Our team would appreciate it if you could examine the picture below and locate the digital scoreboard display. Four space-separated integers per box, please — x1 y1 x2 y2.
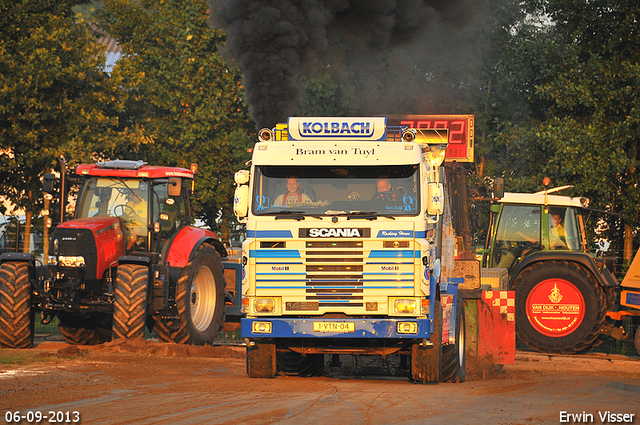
386 115 474 163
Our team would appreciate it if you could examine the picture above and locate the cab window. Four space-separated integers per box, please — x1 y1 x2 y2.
493 205 541 274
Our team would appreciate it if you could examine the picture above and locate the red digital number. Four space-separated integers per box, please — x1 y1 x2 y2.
449 120 465 144
396 117 470 160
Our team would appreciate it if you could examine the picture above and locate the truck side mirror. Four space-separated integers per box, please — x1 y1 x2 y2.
493 177 505 199
427 182 444 215
234 185 250 218
43 173 57 194
168 177 182 197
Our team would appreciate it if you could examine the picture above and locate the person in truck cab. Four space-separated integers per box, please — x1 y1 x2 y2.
274 177 312 207
373 177 397 201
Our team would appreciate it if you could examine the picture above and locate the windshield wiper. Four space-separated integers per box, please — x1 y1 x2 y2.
274 210 326 220
274 210 305 220
346 211 379 221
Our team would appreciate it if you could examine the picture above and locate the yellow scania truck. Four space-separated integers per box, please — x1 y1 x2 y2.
233 116 513 383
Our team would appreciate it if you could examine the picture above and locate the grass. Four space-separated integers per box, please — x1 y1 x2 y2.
0 351 60 365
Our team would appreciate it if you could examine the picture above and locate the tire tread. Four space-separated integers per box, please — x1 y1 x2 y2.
0 262 33 348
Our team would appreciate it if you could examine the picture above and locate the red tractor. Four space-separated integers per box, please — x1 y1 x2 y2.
0 160 232 347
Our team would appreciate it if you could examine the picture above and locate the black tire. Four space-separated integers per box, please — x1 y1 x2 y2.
513 261 606 354
112 264 149 340
277 351 325 377
246 340 277 378
154 244 225 345
590 285 618 349
441 296 466 383
58 313 112 345
411 300 442 383
0 262 34 348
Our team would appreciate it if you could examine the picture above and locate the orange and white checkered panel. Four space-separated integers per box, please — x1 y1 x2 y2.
482 291 515 322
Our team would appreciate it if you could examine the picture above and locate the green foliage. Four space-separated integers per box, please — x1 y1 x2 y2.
0 0 125 216
95 0 253 234
497 0 640 229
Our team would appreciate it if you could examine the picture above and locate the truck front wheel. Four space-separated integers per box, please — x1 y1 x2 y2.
0 262 33 348
411 300 442 383
112 264 149 340
514 261 606 354
441 296 466 382
246 340 277 378
155 244 225 345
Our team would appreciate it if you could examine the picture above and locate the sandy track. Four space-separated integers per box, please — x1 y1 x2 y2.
1 339 639 425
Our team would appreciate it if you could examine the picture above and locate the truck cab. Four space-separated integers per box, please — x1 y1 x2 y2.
233 117 472 382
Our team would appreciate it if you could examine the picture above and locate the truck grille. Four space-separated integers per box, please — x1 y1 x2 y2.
254 239 416 310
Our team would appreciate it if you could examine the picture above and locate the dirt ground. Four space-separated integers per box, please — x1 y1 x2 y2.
1 338 639 425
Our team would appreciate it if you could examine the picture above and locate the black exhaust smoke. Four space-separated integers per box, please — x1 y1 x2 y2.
212 0 478 129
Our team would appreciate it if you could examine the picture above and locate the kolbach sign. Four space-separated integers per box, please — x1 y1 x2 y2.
386 115 474 163
287 117 387 141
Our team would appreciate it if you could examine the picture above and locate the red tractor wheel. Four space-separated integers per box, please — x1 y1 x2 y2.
112 264 149 340
513 261 606 354
155 244 225 345
57 313 112 345
0 262 33 348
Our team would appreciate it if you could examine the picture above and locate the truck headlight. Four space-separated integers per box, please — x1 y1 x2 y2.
58 256 86 267
252 321 273 334
394 298 417 314
254 298 277 313
397 322 418 334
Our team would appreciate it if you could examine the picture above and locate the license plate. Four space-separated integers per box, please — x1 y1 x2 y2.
313 322 355 333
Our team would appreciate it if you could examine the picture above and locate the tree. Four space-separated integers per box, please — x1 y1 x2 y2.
496 0 640 259
0 0 128 251
96 0 253 236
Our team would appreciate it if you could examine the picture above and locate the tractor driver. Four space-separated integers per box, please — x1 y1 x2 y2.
124 187 148 250
549 209 567 249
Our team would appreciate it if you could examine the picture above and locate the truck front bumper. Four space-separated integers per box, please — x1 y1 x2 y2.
241 317 431 339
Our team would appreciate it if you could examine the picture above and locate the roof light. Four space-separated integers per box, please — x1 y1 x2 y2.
402 128 416 142
258 128 274 142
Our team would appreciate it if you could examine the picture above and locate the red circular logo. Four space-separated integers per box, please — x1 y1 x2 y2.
525 278 585 337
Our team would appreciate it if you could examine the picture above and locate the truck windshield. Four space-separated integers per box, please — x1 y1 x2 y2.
252 165 420 217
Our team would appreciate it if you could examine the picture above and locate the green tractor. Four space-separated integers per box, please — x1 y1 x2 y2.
479 182 628 354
